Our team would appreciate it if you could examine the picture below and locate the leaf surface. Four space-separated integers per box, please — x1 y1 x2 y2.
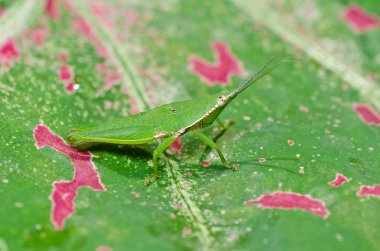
1 0 380 250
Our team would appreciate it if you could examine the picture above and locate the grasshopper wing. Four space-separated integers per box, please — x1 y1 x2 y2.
67 124 158 147
67 103 184 148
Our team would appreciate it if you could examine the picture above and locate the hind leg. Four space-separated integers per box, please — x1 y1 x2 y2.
143 136 178 186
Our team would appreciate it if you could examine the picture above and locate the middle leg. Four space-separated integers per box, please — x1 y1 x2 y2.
194 131 237 171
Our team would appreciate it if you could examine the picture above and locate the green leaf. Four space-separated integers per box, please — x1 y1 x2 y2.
1 0 380 250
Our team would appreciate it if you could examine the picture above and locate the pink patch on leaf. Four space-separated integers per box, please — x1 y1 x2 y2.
33 125 106 229
96 64 108 74
32 29 47 45
353 104 380 126
128 98 139 114
71 16 110 63
104 100 112 110
74 18 97 43
189 42 245 85
91 3 114 29
0 39 20 67
169 138 182 153
258 158 266 163
245 191 329 219
45 0 59 20
65 82 75 93
138 69 162 82
357 185 380 198
182 227 192 236
200 161 211 167
97 46 109 58
342 5 379 33
59 65 73 82
0 7 5 17
124 9 140 28
58 52 69 62
104 72 121 90
287 139 295 146
96 246 113 251
329 173 351 187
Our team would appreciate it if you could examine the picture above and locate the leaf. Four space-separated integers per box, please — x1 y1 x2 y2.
1 0 380 250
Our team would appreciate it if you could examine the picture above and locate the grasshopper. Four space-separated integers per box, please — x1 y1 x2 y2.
67 53 283 185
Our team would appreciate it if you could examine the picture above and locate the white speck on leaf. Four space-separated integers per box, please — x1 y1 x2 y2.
299 166 305 174
15 202 23 208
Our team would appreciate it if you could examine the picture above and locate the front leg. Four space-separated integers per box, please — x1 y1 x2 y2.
143 136 178 186
194 131 238 171
199 119 236 164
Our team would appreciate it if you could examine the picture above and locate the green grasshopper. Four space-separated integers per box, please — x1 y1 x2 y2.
67 53 283 185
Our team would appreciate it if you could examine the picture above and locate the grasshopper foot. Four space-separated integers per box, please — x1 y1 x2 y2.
216 118 236 130
143 176 158 186
227 163 238 171
224 119 236 128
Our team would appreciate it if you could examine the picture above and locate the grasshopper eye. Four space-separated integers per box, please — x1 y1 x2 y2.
217 95 227 106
